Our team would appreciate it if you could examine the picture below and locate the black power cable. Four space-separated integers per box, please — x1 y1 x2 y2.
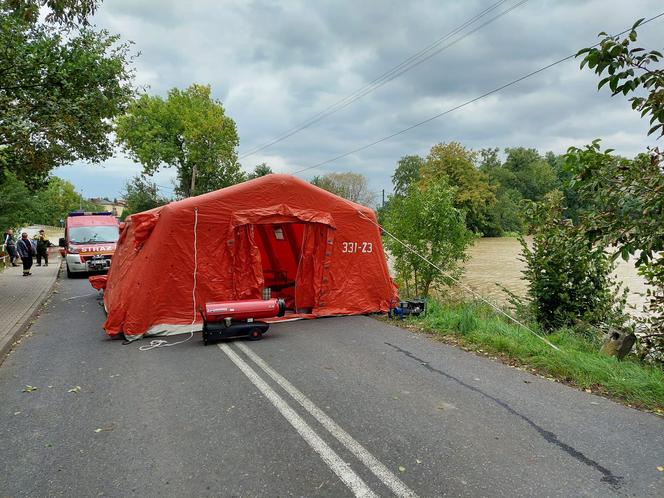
291 12 664 176
239 0 527 159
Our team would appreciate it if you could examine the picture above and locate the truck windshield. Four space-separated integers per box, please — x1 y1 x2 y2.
69 226 119 244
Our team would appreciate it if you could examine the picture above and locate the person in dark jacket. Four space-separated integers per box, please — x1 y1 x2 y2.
3 229 18 266
34 229 53 266
16 232 34 276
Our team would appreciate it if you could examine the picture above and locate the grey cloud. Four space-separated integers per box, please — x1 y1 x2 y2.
59 0 663 200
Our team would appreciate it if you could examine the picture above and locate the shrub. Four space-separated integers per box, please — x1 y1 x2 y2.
519 191 626 332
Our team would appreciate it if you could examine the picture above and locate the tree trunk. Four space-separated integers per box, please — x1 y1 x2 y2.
189 163 197 197
403 270 410 297
600 328 636 360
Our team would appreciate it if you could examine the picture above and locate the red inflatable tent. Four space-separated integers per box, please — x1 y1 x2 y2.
102 174 397 340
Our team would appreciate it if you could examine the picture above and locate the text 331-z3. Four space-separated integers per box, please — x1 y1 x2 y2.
341 241 373 253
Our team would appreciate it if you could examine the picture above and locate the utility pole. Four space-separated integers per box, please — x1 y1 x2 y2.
382 189 385 208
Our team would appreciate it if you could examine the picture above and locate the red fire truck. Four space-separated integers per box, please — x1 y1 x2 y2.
59 212 120 278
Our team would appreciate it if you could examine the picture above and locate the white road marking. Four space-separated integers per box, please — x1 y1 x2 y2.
237 342 420 498
218 343 377 498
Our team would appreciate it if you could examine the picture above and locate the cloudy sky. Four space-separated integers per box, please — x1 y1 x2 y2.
54 0 664 201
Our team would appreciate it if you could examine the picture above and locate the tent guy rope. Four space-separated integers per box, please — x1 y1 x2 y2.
355 210 562 352
139 207 199 351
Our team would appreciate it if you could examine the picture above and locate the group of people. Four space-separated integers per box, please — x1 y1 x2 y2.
3 229 53 276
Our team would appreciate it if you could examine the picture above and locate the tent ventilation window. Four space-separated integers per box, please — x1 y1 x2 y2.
273 226 284 240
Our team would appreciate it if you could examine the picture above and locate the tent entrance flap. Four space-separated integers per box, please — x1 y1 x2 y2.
254 222 303 310
234 222 332 313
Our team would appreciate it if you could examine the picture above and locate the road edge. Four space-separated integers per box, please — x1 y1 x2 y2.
0 260 62 367
373 315 664 417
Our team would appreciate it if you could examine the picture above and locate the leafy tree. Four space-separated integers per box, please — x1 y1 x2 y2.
121 175 168 219
565 146 660 264
503 147 558 202
383 181 474 297
566 143 663 359
0 173 91 228
0 2 136 188
419 142 496 233
545 151 592 223
572 20 663 362
248 163 273 179
0 170 31 229
391 155 424 197
310 172 376 206
116 84 242 197
577 18 663 139
478 148 501 171
473 147 559 236
519 191 626 332
478 148 524 236
482 189 523 236
378 154 423 224
5 0 100 26
30 176 93 225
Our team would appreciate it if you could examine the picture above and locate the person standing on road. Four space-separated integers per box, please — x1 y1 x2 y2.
35 229 53 266
3 229 19 266
16 232 34 276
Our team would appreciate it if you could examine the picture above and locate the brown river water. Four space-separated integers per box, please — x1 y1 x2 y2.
457 237 649 316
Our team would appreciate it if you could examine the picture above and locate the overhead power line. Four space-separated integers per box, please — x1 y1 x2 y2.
291 11 664 177
239 0 528 159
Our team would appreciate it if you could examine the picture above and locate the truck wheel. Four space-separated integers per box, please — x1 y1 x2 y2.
248 329 263 341
66 264 73 278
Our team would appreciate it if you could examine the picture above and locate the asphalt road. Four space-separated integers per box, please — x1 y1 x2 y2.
1 274 663 497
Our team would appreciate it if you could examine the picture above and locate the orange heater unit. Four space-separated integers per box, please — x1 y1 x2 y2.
199 298 286 345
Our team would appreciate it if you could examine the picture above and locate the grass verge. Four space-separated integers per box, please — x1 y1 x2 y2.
401 299 664 413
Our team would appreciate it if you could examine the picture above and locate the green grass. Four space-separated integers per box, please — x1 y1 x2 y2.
412 299 664 412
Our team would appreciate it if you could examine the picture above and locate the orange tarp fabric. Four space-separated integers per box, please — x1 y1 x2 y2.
88 275 107 290
101 174 397 340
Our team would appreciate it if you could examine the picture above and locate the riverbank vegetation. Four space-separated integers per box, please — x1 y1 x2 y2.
384 19 663 382
377 144 575 237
